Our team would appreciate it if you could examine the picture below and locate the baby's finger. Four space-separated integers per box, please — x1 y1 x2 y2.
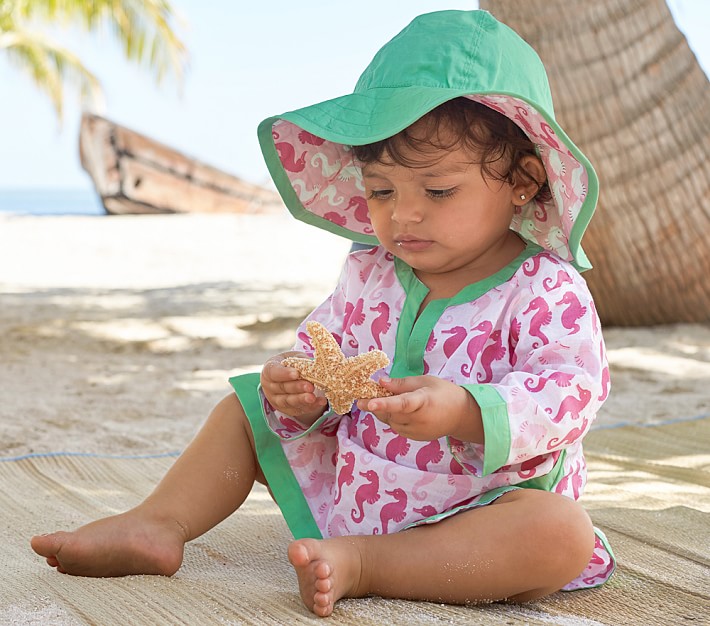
265 359 300 382
283 391 327 415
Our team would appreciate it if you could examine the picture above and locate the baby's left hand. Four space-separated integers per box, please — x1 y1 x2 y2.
357 375 482 442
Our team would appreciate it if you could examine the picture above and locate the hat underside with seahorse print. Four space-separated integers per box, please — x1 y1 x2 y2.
257 10 599 271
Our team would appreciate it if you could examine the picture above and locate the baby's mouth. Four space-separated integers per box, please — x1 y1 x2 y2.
395 237 433 252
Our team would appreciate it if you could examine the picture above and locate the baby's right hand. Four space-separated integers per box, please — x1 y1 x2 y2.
260 352 328 423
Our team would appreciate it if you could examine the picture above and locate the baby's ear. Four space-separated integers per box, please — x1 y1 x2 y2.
513 155 547 203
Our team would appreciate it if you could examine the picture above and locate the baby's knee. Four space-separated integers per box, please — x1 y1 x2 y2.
515 490 594 570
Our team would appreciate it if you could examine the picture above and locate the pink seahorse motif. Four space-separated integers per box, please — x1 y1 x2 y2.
516 454 549 479
375 488 408 534
540 122 562 151
511 420 547 450
323 211 347 227
412 473 438 501
360 414 381 453
413 504 438 518
513 105 535 136
369 302 391 350
598 363 611 402
522 254 543 277
523 371 574 393
275 416 308 438
477 330 506 383
547 417 590 450
297 130 325 146
442 326 467 358
555 460 585 499
335 451 355 504
289 440 327 467
351 470 381 523
370 266 398 299
415 440 444 471
384 429 411 462
523 297 552 347
296 329 313 351
508 317 521 367
275 142 307 172
344 298 366 348
556 291 587 335
345 196 371 227
549 384 592 424
347 413 359 439
543 270 574 292
461 321 493 376
327 513 350 537
537 343 571 367
582 539 616 586
441 475 474 511
302 470 334 498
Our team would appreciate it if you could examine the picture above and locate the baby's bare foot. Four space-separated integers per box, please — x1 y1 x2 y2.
287 537 365 617
30 507 187 577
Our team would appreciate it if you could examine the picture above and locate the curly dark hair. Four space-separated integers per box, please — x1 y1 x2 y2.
352 98 550 202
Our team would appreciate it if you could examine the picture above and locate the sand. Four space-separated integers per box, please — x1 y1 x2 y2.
1 211 708 460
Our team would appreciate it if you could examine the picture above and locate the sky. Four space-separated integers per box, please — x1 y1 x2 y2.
1 0 708 191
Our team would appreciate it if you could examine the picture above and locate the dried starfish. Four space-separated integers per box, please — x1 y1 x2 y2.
282 321 392 414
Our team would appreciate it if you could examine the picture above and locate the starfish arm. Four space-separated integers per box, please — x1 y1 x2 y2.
307 321 347 367
281 322 391 415
355 380 393 400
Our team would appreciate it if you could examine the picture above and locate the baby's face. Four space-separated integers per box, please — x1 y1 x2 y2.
361 122 524 294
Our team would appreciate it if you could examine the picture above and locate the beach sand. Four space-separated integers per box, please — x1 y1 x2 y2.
1 212 708 625
1 212 708 458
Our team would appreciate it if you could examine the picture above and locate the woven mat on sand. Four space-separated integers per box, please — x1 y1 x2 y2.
2 418 708 625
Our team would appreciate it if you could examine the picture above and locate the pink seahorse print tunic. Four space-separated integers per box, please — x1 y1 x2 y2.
232 243 615 590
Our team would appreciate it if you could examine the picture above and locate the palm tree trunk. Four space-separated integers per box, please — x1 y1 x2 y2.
481 0 710 326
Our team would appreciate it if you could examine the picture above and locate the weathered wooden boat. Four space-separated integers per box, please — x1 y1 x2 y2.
79 113 283 215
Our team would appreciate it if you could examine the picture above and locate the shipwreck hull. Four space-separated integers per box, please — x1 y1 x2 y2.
79 113 282 215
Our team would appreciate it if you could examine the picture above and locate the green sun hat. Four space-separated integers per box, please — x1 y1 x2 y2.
258 9 598 271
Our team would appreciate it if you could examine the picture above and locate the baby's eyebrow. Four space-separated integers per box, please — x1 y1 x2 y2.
420 162 471 177
361 167 390 180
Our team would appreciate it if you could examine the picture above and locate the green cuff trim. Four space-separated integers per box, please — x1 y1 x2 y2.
229 373 322 540
462 384 510 476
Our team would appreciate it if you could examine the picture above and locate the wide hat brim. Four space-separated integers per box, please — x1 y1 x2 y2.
258 10 599 271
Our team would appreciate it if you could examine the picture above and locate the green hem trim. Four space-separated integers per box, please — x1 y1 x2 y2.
518 449 567 491
402 485 519 530
461 384 510 476
229 373 322 540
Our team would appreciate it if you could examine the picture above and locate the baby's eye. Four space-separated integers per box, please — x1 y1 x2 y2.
367 189 394 201
426 187 458 199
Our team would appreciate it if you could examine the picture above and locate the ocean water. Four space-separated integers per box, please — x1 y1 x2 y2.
0 188 104 216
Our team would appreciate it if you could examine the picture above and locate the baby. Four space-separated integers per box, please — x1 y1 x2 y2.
33 10 614 617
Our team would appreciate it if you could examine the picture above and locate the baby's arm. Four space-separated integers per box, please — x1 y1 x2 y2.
260 353 328 425
358 375 484 442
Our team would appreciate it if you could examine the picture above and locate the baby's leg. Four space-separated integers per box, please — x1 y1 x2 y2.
288 489 594 617
31 393 262 577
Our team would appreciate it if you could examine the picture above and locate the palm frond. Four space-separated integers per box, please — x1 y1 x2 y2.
11 0 187 84
2 27 102 121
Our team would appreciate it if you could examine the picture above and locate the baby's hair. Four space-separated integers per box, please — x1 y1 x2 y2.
352 98 551 202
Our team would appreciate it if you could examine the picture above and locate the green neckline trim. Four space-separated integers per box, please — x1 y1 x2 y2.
229 373 322 540
389 240 543 377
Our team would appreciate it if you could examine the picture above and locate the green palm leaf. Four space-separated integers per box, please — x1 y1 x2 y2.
0 0 187 120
